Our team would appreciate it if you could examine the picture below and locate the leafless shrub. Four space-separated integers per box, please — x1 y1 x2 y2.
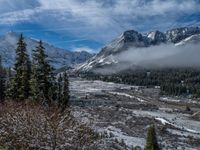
0 101 100 149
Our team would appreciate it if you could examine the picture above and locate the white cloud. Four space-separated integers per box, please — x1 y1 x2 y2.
116 43 200 68
38 0 114 27
2 0 199 26
112 0 200 16
0 8 42 25
0 0 199 42
0 0 40 13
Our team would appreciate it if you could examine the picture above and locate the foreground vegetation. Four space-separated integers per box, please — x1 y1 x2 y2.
0 34 103 149
0 101 100 149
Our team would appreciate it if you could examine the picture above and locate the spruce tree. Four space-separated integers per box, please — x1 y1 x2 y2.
30 40 54 104
62 72 70 108
10 34 31 100
57 74 63 105
48 67 57 102
0 56 6 102
30 64 40 100
5 67 13 99
145 125 160 150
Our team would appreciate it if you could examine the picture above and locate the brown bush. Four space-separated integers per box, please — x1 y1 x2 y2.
0 101 100 149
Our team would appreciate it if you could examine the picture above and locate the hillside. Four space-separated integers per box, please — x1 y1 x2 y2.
0 32 93 69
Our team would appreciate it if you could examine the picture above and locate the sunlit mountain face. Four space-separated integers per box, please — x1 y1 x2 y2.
0 0 199 53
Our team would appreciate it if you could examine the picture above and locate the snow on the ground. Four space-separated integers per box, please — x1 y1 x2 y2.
167 129 200 139
155 117 169 125
70 79 139 94
130 109 200 135
159 107 174 112
160 97 180 102
160 97 200 104
109 92 145 102
98 126 145 149
155 117 200 134
72 110 92 125
69 78 200 149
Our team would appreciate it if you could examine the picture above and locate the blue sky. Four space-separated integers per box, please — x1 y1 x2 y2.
0 0 200 53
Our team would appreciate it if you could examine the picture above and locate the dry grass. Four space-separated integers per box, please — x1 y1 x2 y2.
0 101 100 149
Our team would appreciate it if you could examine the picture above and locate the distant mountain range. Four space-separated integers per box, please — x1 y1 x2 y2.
0 32 93 69
76 27 200 73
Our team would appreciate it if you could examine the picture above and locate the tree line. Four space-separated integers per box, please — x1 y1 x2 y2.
81 67 200 97
0 34 69 109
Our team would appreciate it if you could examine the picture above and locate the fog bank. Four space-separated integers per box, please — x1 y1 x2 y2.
94 43 200 74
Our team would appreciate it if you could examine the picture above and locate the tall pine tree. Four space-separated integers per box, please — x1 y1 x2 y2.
5 67 13 99
10 34 31 100
62 72 70 109
30 63 40 100
0 56 6 102
57 74 63 105
30 40 54 104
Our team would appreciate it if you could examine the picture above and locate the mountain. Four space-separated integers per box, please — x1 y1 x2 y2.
76 26 200 73
175 34 200 46
166 27 200 43
146 30 167 45
0 32 93 69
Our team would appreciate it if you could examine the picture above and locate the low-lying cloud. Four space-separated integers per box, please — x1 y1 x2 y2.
94 43 200 74
116 44 200 67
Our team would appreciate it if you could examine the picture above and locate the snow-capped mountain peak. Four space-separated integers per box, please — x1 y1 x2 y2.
166 26 200 43
147 30 166 45
76 26 200 73
123 30 142 43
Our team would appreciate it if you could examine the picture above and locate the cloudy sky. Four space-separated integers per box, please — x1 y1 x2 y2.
0 0 200 52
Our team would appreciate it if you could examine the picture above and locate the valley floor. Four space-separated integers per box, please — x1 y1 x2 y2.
70 77 200 150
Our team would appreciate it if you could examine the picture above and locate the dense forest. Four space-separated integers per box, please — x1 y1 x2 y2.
81 68 200 97
0 34 70 109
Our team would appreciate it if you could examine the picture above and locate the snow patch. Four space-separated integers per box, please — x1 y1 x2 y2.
109 92 145 102
98 126 145 148
155 117 200 134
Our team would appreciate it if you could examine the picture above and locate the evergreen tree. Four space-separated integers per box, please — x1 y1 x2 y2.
48 67 57 101
5 67 13 99
30 64 40 100
10 34 31 100
30 40 54 104
62 72 70 109
145 125 160 150
57 74 63 105
0 56 6 102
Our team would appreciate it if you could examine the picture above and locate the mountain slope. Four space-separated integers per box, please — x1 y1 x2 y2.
175 34 200 46
0 32 93 69
76 26 200 73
